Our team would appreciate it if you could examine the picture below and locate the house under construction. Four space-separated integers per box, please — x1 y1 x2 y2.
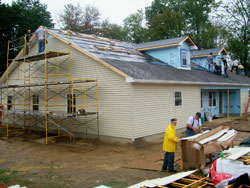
1 26 250 144
0 28 99 144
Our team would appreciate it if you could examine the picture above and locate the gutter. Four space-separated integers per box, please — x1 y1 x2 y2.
126 77 250 87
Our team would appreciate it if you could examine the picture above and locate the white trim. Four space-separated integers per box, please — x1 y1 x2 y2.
125 78 250 87
128 170 198 188
177 66 191 70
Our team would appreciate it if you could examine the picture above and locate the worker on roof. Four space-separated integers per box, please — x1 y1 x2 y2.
207 52 214 72
24 29 31 55
162 118 179 172
222 58 229 78
238 63 245 75
231 59 239 74
186 112 203 137
36 26 46 53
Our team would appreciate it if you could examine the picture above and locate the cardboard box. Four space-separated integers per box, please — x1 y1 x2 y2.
181 126 237 170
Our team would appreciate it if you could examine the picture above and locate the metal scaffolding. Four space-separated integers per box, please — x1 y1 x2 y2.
0 28 99 144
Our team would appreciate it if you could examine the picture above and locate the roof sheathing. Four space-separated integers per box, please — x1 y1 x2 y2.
51 29 147 64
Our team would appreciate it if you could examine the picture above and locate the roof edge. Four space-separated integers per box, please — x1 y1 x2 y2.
126 78 250 87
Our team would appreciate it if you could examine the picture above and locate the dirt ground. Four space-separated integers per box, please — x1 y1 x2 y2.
0 117 249 188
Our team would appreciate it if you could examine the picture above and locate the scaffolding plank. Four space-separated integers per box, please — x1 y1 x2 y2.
15 51 69 62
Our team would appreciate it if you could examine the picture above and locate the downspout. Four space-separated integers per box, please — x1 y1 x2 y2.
131 83 135 142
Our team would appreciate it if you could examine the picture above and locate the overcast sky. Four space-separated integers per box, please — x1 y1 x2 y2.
2 0 153 27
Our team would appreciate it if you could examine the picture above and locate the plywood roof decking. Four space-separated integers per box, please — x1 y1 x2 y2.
14 50 69 62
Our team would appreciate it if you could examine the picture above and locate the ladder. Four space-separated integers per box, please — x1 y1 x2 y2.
244 97 250 118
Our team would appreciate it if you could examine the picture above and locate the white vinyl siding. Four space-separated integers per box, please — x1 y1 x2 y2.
3 35 133 140
133 84 200 139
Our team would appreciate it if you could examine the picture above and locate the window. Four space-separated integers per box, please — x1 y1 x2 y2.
67 94 76 114
181 50 187 66
209 91 216 107
249 90 250 98
7 96 12 110
32 94 39 111
175 91 182 106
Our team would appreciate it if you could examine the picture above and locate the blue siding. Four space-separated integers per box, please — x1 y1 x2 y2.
144 42 191 69
146 47 179 67
201 89 240 119
241 87 250 93
223 90 240 114
191 55 224 72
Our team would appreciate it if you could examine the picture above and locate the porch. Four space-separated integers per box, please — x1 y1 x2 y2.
201 86 241 121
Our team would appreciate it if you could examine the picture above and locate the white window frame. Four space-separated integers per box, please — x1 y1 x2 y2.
32 94 39 111
174 91 182 106
7 95 12 110
209 91 216 107
181 50 188 67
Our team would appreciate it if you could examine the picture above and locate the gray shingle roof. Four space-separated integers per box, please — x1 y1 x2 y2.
49 29 250 86
191 48 227 57
101 58 250 85
134 36 187 50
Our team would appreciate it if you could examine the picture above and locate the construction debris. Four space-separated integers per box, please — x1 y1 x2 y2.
128 170 216 188
181 126 237 170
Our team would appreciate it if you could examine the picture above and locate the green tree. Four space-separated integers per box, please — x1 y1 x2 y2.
81 4 101 34
58 3 101 35
145 0 220 48
183 0 220 49
123 9 146 43
224 0 250 74
0 0 54 75
99 20 129 41
146 8 185 40
57 3 83 32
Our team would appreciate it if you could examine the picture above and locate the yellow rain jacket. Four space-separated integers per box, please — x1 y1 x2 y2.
162 123 178 152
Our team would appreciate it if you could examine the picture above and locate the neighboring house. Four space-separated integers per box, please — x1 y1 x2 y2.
1 28 250 143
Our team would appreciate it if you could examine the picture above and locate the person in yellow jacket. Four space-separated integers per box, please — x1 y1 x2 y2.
162 118 179 172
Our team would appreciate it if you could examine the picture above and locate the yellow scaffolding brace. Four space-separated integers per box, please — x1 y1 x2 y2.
1 28 99 144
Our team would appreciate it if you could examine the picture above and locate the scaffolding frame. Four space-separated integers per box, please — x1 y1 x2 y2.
1 28 99 144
